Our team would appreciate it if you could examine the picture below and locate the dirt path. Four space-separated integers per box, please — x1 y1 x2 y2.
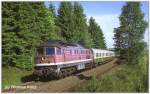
4 58 118 93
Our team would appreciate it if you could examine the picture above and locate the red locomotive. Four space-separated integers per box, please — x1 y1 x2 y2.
34 40 114 79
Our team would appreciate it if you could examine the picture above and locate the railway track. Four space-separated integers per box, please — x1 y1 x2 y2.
3 58 119 93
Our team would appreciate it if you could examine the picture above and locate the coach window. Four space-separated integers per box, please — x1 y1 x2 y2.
96 53 98 57
45 47 55 55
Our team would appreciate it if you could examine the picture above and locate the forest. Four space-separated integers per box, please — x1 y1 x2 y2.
2 2 106 70
2 1 148 92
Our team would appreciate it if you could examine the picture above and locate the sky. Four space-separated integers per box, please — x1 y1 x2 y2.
45 1 149 48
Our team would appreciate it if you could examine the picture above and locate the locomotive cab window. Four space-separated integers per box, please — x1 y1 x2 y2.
37 47 43 55
45 47 55 55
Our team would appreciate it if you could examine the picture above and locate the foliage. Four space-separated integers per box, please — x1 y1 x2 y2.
48 2 56 18
2 2 61 70
2 2 106 70
88 17 106 48
73 2 93 48
80 76 99 92
56 2 74 42
56 2 106 48
76 55 148 92
113 2 148 64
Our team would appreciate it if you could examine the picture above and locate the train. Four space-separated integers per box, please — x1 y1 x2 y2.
33 40 115 79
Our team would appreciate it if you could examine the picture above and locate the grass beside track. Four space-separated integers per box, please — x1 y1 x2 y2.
75 55 148 92
2 66 33 89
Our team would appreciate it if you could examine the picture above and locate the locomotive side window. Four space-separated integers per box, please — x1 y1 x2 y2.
83 50 85 54
70 50 72 54
56 48 61 55
81 50 83 54
46 47 55 55
86 50 88 54
74 50 76 54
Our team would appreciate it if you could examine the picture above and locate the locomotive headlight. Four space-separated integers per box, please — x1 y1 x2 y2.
41 57 44 61
41 57 46 61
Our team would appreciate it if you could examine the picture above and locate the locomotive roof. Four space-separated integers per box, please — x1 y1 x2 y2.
39 40 84 48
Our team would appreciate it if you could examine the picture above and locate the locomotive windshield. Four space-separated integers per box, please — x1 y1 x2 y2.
37 47 44 55
45 47 55 55
37 47 55 55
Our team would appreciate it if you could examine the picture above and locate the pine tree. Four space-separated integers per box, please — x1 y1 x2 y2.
48 2 56 18
73 2 93 48
56 2 74 42
113 2 148 64
2 2 58 70
88 17 106 49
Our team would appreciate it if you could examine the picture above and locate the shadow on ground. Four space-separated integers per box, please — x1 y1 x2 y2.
21 74 56 83
76 74 92 80
21 73 92 83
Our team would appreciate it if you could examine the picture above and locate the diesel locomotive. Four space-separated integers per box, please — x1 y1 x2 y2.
33 40 115 79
